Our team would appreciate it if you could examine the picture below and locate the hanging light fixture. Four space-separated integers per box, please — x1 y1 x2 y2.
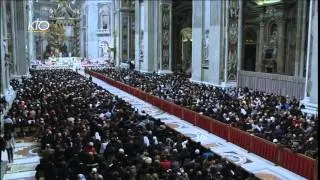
255 0 281 6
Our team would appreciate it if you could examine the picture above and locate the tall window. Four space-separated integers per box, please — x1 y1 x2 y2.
102 15 108 29
98 4 110 30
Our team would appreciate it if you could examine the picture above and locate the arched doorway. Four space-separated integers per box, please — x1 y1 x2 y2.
172 0 192 74
243 27 257 71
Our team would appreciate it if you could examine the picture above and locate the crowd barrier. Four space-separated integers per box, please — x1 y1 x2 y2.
86 70 318 180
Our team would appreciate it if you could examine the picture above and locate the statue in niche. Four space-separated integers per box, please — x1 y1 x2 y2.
203 30 209 62
60 43 68 57
102 46 109 58
262 23 278 72
230 22 238 44
230 7 239 19
139 31 144 60
163 30 169 45
269 29 277 46
102 15 108 29
264 24 278 59
49 8 54 18
99 5 110 30
99 40 110 58
162 13 169 28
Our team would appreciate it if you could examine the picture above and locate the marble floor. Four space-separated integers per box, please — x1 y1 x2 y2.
82 71 306 180
1 137 39 180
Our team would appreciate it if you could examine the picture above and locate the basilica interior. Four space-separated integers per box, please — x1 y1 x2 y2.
0 0 318 180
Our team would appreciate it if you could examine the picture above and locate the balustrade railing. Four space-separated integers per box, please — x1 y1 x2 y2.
237 70 307 99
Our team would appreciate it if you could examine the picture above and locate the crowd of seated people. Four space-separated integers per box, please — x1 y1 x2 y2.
91 68 318 159
6 70 257 180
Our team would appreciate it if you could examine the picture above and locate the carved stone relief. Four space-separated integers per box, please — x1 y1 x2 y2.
262 22 278 72
227 0 239 81
139 31 144 61
121 15 129 61
203 29 209 65
161 4 170 70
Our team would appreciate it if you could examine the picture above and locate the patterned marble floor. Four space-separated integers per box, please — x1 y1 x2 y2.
82 70 306 180
1 137 39 180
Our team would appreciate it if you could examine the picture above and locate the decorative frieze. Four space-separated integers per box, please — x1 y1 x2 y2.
227 0 239 81
121 14 129 61
202 29 209 66
160 3 170 70
139 31 144 61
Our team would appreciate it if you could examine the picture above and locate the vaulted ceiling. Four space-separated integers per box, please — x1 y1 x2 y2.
172 0 192 29
244 0 297 19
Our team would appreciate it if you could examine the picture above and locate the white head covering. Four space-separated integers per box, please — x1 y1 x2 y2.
77 174 86 180
195 149 200 154
95 132 101 141
308 137 314 141
91 168 97 173
241 108 247 115
144 157 152 164
118 148 124 154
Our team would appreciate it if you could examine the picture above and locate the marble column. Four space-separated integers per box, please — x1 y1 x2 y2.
158 0 172 74
141 0 156 73
237 0 243 78
1 0 6 94
223 0 229 83
276 14 285 74
119 12 125 63
294 0 307 77
301 0 318 115
118 1 135 65
207 0 224 84
114 1 121 66
1 0 9 93
191 0 204 81
127 14 131 62
10 0 17 75
309 0 318 104
299 0 308 77
134 0 141 70
256 20 264 72
12 0 28 77
27 0 34 72
87 3 99 60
